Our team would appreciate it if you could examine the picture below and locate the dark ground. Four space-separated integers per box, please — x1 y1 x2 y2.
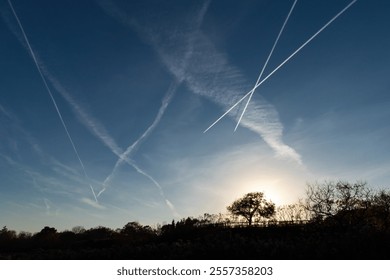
1 221 389 259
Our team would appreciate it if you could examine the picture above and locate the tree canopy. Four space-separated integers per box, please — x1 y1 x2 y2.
227 192 275 225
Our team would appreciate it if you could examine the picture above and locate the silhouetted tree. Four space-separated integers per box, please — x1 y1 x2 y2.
18 231 32 239
370 190 390 230
121 221 144 234
32 226 59 249
84 226 114 240
304 181 371 223
197 213 217 225
176 217 200 228
120 221 155 242
276 203 311 222
227 192 275 225
0 226 16 240
59 230 77 243
0 226 17 250
71 226 86 234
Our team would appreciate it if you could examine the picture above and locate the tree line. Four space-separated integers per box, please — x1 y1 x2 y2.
1 180 390 259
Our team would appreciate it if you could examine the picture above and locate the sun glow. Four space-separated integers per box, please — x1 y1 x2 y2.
230 179 285 206
252 187 282 206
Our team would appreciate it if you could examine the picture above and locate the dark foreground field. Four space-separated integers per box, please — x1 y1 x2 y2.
1 221 389 259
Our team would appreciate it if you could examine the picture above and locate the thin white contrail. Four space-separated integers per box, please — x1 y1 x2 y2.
98 80 179 196
98 0 210 200
128 160 179 217
48 79 177 210
112 80 177 167
204 0 357 133
234 0 298 132
96 148 179 216
36 47 176 212
43 63 176 212
7 0 98 202
44 62 174 208
45 74 123 157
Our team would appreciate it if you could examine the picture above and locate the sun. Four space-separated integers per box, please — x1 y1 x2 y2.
239 181 285 206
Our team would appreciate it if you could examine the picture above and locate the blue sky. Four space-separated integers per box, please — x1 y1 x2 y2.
1 0 389 232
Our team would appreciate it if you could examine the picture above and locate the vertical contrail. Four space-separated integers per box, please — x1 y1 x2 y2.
234 0 298 132
204 0 357 133
7 0 98 202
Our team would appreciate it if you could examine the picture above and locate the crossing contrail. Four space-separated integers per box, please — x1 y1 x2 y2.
7 0 98 202
42 57 178 214
234 0 298 132
204 0 357 133
98 80 179 196
39 61 177 213
99 0 302 163
19 40 178 212
97 0 210 208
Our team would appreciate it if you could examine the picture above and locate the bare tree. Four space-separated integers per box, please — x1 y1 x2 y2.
304 180 370 222
276 203 310 223
336 181 368 212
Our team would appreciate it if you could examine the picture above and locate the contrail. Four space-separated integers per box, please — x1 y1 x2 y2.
97 0 210 202
2 4 123 159
43 72 176 211
109 2 300 163
110 80 178 169
129 160 179 217
96 149 179 216
98 80 179 196
27 44 176 212
204 0 357 133
45 74 124 157
234 0 298 132
40 55 175 211
7 0 98 202
45 61 176 211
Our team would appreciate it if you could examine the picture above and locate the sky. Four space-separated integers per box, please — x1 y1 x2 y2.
0 0 389 232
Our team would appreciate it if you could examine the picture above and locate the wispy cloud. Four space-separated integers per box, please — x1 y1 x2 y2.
147 0 356 165
45 61 176 213
0 104 21 157
81 197 106 210
38 65 179 214
0 152 86 201
2 1 189 216
0 103 14 120
168 26 302 164
2 2 163 211
100 0 302 164
97 0 211 216
0 103 95 193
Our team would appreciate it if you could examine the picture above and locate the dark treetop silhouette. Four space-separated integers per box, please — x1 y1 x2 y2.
227 192 275 225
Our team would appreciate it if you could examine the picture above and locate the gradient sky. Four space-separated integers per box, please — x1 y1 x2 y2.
1 0 389 232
